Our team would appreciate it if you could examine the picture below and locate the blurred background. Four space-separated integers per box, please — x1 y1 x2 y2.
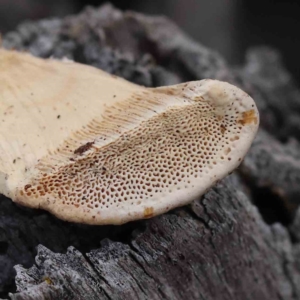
0 0 299 81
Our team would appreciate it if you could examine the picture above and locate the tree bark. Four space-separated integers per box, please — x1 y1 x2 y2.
1 4 300 299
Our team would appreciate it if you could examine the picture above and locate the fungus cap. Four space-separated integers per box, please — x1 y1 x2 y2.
0 49 259 225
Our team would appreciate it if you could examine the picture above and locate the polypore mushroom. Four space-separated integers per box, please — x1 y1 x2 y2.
0 49 259 225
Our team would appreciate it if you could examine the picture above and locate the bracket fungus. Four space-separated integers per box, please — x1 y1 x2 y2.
0 49 259 225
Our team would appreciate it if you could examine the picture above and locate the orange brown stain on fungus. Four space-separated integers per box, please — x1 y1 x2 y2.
230 136 239 142
237 109 258 126
144 207 154 218
224 147 231 155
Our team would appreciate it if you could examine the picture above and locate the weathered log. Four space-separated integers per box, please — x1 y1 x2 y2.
1 4 300 299
241 130 300 223
8 175 300 300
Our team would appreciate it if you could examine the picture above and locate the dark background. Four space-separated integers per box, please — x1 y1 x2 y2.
0 0 300 82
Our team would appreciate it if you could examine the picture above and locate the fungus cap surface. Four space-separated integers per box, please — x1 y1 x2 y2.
0 49 259 224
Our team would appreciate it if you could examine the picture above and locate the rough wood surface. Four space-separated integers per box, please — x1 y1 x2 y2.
1 4 300 299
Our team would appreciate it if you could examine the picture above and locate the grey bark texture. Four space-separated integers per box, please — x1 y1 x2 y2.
1 4 300 300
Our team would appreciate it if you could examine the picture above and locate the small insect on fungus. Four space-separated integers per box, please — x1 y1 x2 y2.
0 49 259 225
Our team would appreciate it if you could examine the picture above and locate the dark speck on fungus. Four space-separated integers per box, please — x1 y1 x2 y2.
74 142 95 155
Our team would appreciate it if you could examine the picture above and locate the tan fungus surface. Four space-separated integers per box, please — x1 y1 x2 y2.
0 49 259 224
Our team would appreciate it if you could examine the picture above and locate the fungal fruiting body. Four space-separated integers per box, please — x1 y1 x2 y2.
0 49 259 225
